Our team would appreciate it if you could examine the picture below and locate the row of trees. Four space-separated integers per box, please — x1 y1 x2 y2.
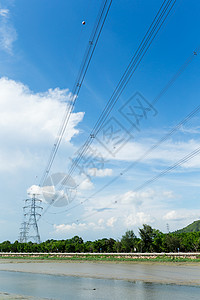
1 224 200 253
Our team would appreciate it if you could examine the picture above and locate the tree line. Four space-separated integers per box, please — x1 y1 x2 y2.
1 224 200 253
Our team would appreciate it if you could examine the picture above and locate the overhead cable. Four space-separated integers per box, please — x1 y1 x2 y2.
39 0 112 186
65 0 177 181
41 0 177 218
76 145 200 223
48 48 199 215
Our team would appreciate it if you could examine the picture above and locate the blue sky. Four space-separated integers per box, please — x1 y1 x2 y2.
1 0 200 242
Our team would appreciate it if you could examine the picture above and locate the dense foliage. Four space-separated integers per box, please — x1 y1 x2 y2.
175 220 200 234
1 224 200 253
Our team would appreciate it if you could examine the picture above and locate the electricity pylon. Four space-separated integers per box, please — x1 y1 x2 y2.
19 194 43 243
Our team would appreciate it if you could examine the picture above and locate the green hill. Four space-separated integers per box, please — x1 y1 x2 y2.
175 220 200 234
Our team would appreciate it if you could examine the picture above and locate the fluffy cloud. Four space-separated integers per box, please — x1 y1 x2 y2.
69 188 174 233
0 78 83 142
120 190 149 206
0 8 17 53
124 212 155 227
163 210 200 221
95 137 200 170
119 189 174 207
51 187 199 237
80 188 175 218
79 178 94 190
54 222 87 233
27 185 43 196
163 210 182 221
0 77 84 172
53 217 113 234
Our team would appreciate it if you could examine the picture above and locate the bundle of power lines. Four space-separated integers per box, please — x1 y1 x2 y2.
39 0 112 187
64 0 177 182
39 0 179 221
45 51 200 219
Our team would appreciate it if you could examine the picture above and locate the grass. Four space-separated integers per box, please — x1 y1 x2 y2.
0 254 200 262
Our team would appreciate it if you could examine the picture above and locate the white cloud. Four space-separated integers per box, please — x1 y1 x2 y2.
120 190 150 206
54 222 87 233
54 219 105 234
27 185 43 196
88 168 113 177
106 216 117 227
0 149 31 172
163 210 182 221
0 77 84 172
70 187 176 236
0 8 17 53
54 216 118 235
79 178 94 190
163 209 200 221
81 189 175 220
51 187 199 237
0 9 9 17
179 125 200 135
94 137 200 170
0 78 82 142
124 212 155 227
117 139 200 167
119 189 174 206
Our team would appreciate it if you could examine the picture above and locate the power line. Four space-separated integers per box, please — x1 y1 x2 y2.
65 0 177 182
73 49 199 203
50 102 200 216
39 0 112 186
76 144 200 223
48 47 199 216
40 0 178 218
21 0 112 239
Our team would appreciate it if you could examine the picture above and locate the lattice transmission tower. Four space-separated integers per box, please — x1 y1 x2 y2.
19 194 43 243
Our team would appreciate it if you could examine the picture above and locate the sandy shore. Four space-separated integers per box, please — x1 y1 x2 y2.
0 259 200 286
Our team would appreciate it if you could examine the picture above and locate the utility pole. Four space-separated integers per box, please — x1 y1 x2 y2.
19 194 43 243
19 221 28 243
166 223 170 234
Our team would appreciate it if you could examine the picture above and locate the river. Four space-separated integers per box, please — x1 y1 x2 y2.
0 260 199 299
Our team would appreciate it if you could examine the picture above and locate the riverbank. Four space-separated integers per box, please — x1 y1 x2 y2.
1 252 200 262
0 259 200 286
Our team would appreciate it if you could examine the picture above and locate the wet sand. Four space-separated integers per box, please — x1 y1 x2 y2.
0 259 200 286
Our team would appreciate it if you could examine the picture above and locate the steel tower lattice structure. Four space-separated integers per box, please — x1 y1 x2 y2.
19 194 43 243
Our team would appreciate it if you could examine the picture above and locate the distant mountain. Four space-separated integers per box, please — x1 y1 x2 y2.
175 220 200 234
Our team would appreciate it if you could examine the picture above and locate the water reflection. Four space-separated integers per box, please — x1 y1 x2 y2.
0 271 199 300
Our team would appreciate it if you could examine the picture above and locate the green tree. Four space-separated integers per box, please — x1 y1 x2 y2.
0 241 11 252
151 230 164 253
113 240 122 252
139 224 155 252
84 241 94 252
106 238 116 252
179 232 200 252
162 234 180 252
121 230 137 252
